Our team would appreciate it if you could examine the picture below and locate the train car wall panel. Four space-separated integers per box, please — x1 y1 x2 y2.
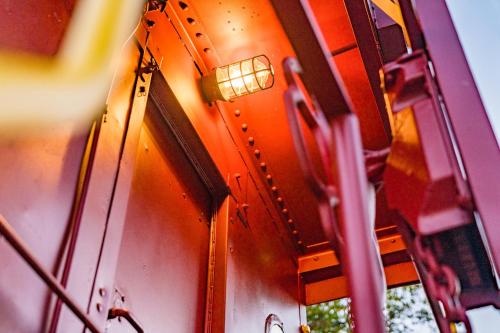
0 124 88 331
144 11 304 331
225 180 303 333
190 0 327 250
106 103 212 332
57 42 144 333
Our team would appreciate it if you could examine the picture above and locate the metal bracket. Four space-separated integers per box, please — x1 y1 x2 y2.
108 308 144 333
137 57 160 82
382 50 473 235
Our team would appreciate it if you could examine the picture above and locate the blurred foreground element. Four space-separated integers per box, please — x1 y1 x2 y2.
0 0 144 134
307 284 437 333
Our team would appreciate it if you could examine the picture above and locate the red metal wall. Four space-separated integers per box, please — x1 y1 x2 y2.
0 127 88 331
225 186 302 332
0 0 76 55
108 105 212 332
0 6 304 332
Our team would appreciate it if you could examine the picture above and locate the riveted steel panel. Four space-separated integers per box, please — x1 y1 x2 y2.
182 0 393 252
225 177 302 333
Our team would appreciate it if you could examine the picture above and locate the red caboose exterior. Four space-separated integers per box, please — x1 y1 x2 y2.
0 1 498 332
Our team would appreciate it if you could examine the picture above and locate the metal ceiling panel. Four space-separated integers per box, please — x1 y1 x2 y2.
185 0 392 251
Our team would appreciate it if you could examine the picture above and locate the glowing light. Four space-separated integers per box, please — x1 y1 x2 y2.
202 55 274 102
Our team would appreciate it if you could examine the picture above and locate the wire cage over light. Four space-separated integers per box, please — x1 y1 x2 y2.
202 55 275 102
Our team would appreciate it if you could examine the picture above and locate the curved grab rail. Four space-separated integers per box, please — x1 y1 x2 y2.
282 56 386 333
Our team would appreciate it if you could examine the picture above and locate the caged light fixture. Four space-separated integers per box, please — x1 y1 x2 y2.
202 55 275 102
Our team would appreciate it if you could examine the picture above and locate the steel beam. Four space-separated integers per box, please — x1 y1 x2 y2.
299 234 406 273
270 0 354 119
343 0 392 139
412 0 500 273
305 261 418 305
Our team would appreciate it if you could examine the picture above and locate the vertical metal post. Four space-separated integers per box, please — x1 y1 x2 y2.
412 0 500 274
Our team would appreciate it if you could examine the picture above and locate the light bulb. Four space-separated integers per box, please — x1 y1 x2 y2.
202 55 275 102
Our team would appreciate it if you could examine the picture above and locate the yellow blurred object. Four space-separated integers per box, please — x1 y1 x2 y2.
0 0 144 132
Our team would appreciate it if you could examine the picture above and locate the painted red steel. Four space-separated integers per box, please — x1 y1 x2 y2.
0 0 76 55
412 0 500 273
189 0 395 254
310 0 389 150
270 0 353 118
383 51 471 234
0 216 101 333
57 42 145 333
105 103 212 332
0 126 88 332
274 0 388 327
342 0 392 138
86 61 154 330
225 184 303 333
143 9 304 331
1 1 498 333
283 58 385 332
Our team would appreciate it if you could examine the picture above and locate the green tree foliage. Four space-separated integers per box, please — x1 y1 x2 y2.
307 284 437 333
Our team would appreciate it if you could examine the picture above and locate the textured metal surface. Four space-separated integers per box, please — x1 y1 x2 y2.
186 0 396 253
0 0 76 55
0 125 87 332
225 183 302 333
86 54 154 330
144 10 303 331
106 103 212 332
0 216 101 333
383 51 471 234
57 40 144 333
305 261 418 304
412 0 500 275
